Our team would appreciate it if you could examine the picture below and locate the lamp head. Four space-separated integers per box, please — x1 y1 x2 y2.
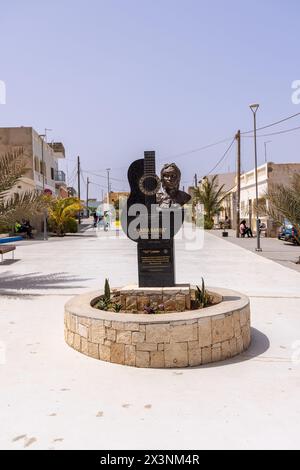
249 103 260 114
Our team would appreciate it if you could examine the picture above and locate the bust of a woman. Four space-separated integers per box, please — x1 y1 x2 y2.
157 163 191 208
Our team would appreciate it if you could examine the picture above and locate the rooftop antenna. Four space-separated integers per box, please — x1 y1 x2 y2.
44 128 52 143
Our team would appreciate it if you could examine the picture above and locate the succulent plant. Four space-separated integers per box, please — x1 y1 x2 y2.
104 278 111 301
113 303 122 313
195 278 211 308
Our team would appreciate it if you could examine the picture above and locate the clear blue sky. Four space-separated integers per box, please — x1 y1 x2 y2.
1 0 300 198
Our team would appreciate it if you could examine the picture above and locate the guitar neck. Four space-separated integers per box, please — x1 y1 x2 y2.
144 151 156 208
144 151 156 176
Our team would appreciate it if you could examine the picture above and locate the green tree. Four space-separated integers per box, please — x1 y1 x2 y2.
0 149 46 228
48 197 82 236
193 176 226 229
267 174 300 243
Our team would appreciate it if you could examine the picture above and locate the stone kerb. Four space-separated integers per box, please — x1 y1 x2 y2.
64 287 251 368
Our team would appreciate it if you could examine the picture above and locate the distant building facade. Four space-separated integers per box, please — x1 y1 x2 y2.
193 164 300 236
239 162 300 235
0 127 67 198
105 191 129 206
196 172 236 227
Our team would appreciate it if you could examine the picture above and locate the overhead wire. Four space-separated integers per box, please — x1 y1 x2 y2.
158 137 234 162
242 124 300 138
81 169 127 184
206 137 236 177
241 111 300 135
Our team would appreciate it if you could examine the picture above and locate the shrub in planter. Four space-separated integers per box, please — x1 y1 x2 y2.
63 217 78 234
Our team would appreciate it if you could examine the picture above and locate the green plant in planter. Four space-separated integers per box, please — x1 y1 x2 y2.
104 278 111 301
195 278 211 308
97 297 111 311
96 279 122 312
113 303 122 313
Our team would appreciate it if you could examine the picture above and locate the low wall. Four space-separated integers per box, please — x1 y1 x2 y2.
64 287 251 368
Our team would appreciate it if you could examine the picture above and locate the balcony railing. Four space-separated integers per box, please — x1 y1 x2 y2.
55 170 66 183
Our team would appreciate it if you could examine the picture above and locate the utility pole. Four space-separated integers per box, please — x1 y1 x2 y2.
86 177 90 217
194 173 198 188
106 168 111 207
77 156 81 226
236 130 241 238
38 134 48 240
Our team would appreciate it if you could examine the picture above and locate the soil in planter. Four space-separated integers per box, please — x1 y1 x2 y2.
92 288 217 315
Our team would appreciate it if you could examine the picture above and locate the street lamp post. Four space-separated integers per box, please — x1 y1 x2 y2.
39 134 48 241
249 103 262 252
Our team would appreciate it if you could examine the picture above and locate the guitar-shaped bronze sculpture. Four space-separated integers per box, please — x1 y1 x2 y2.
121 151 191 287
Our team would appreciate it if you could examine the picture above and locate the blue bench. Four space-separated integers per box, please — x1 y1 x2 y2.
0 236 23 244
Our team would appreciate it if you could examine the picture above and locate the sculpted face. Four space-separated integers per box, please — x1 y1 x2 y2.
161 166 180 191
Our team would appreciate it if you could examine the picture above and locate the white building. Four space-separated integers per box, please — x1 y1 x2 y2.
193 164 300 236
239 162 300 235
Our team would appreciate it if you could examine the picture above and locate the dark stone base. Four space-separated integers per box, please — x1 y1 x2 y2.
137 239 175 287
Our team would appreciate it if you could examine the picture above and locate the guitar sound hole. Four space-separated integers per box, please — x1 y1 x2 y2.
139 175 160 195
144 177 157 192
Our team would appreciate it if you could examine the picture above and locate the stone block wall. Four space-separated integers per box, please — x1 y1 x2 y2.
119 285 192 312
64 289 251 368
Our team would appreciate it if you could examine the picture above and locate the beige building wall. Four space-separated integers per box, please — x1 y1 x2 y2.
0 127 34 182
0 127 67 232
0 127 66 198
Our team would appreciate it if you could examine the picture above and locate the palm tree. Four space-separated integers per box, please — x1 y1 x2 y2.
267 174 300 243
0 149 46 229
193 176 226 229
48 197 82 236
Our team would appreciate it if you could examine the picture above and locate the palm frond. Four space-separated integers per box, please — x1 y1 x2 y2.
0 190 47 226
48 197 82 235
0 148 27 195
267 175 300 227
193 177 226 219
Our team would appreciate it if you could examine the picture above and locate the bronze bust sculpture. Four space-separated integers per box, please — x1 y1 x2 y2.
157 163 191 208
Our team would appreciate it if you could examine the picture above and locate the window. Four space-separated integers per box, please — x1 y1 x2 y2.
40 161 46 176
34 156 39 172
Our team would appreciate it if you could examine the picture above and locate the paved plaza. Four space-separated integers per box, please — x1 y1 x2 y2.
1 228 300 450
211 229 300 273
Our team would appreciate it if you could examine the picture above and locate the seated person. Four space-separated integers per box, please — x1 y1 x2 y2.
240 220 253 238
20 219 34 239
15 221 22 233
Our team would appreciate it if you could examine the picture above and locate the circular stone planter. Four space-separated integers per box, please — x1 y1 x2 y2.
64 287 251 368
